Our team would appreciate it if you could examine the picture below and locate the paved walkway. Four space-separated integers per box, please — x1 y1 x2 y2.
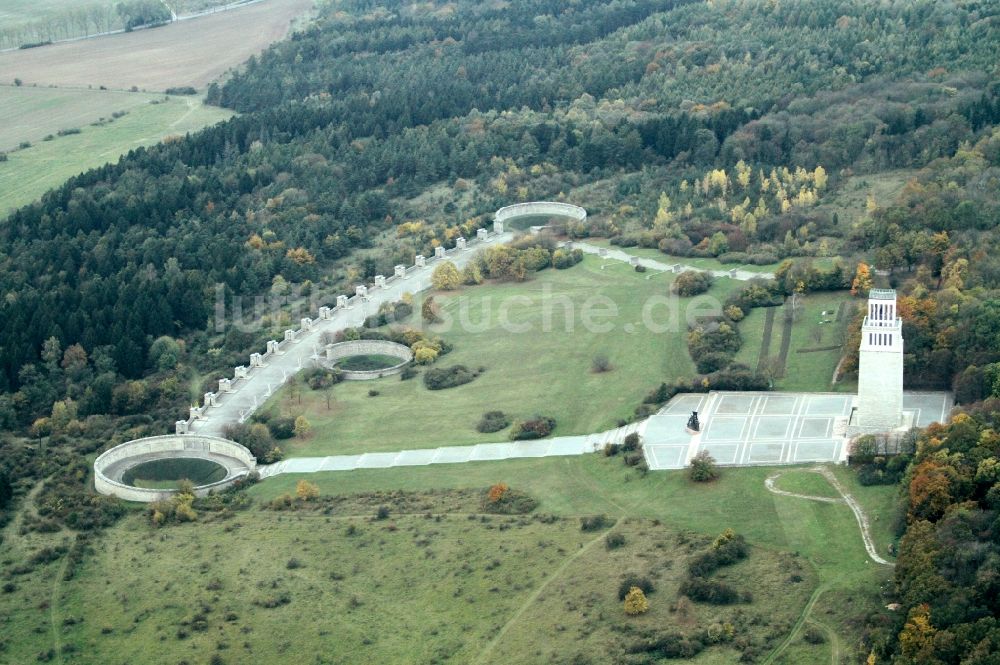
191 231 512 438
258 422 641 477
573 242 774 281
642 390 952 471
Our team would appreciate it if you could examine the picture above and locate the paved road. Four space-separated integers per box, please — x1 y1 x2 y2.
572 242 774 281
191 232 512 438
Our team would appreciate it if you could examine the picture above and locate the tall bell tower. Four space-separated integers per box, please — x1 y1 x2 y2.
856 289 904 432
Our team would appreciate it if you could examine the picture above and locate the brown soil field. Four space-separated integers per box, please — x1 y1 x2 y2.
0 0 314 92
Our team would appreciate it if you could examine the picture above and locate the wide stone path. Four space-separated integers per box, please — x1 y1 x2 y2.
191 232 512 438
572 242 774 281
258 422 642 477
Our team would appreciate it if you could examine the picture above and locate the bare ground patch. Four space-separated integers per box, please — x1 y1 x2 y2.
0 0 314 91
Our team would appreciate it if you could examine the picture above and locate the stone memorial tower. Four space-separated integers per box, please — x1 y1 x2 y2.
856 288 904 431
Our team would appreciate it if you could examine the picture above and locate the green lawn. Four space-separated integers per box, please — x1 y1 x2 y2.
829 464 903 558
775 292 854 392
735 291 853 392
733 305 769 369
583 237 785 274
0 89 232 213
268 257 743 457
771 469 841 499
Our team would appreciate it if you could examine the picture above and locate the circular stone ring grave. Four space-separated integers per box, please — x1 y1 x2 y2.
323 339 414 380
495 201 587 225
94 435 257 503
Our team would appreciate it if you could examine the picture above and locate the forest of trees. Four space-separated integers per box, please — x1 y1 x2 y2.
1 2 1000 660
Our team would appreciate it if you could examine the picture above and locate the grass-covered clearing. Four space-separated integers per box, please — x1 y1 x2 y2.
0 458 897 664
583 237 785 274
734 291 854 392
0 92 232 213
770 469 841 499
265 257 741 457
266 257 849 458
0 85 173 150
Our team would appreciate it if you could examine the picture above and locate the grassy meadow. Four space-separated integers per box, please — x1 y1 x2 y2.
264 258 744 457
734 290 853 392
0 91 232 213
0 458 899 664
770 469 842 499
582 237 785 274
264 257 850 459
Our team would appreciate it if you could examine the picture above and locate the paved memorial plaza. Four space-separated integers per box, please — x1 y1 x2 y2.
642 390 953 470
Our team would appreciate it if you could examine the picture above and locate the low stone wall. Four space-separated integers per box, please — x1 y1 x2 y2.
94 435 256 503
324 339 413 380
495 201 587 224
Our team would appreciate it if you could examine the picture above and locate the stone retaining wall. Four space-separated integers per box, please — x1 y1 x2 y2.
173 221 505 434
323 339 413 380
94 435 256 502
495 201 587 223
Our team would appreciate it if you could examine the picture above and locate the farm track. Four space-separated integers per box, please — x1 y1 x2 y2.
762 582 830 665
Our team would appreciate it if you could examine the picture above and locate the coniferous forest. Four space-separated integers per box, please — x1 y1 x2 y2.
2 1 1000 662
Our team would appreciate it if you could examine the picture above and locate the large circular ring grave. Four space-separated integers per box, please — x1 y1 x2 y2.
494 201 587 230
94 435 256 503
323 339 413 380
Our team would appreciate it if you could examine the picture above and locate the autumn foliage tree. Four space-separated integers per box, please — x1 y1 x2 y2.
487 482 509 503
907 460 954 523
623 586 649 615
296 479 319 501
431 261 462 290
851 262 873 296
421 295 441 323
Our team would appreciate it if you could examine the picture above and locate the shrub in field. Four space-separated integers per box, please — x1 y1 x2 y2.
481 483 538 514
672 270 714 297
295 480 319 501
624 586 650 615
678 577 740 604
580 515 610 532
431 261 462 290
605 532 627 549
695 350 733 374
622 432 641 451
591 354 612 373
618 573 655 600
509 415 556 440
424 365 479 390
302 366 342 390
689 450 719 482
477 411 510 433
267 416 296 439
